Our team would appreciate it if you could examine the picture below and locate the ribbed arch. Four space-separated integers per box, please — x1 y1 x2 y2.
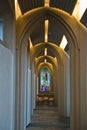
30 42 65 67
35 55 57 65
16 7 79 51
35 55 57 72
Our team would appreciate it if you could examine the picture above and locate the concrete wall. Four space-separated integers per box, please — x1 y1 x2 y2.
0 44 14 130
57 49 70 117
26 69 31 126
31 67 36 115
66 56 70 117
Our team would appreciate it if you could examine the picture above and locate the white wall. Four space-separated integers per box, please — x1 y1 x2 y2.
37 77 39 95
33 74 36 109
0 44 14 130
31 73 36 115
66 56 70 117
26 69 31 126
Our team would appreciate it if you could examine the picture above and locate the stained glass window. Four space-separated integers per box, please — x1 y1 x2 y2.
40 68 50 92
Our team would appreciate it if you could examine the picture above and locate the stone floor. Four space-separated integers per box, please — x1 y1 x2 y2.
26 105 70 130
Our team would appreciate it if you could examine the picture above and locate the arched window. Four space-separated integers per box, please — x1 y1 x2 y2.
40 67 50 92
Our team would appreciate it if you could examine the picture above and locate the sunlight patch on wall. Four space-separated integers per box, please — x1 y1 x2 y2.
44 0 50 7
44 59 47 63
44 48 47 56
72 0 87 20
60 35 68 50
45 20 49 42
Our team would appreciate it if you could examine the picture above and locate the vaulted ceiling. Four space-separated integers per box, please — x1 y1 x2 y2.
18 0 80 52
5 0 87 69
16 0 86 57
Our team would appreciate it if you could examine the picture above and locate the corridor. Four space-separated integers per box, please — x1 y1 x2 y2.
0 1 87 130
27 105 70 130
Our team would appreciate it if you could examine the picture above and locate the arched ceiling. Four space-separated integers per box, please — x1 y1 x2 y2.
30 42 65 62
13 0 86 70
1 0 87 73
15 0 86 57
35 55 57 68
17 0 87 28
35 56 56 74
30 15 64 46
16 0 78 53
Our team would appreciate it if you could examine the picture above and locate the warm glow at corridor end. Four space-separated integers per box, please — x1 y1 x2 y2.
72 0 87 20
44 0 50 7
45 20 49 42
60 35 68 50
15 0 22 19
44 48 47 56
44 59 47 62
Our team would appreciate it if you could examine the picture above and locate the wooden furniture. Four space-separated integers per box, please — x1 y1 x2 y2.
37 93 55 105
43 93 49 104
37 94 44 104
48 93 55 105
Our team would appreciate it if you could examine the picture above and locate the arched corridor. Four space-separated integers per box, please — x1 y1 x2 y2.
0 1 87 130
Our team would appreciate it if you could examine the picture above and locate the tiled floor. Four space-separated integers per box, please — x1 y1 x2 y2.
26 105 70 130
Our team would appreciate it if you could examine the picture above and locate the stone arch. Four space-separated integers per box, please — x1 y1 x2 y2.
16 7 79 51
35 55 57 70
30 42 63 65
